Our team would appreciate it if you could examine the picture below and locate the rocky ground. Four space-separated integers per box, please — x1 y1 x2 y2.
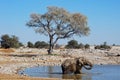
0 46 120 80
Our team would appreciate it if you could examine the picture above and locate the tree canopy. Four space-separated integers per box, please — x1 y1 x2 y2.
0 34 22 48
27 6 90 54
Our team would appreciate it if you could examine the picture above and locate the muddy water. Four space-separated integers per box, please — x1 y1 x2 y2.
19 65 120 80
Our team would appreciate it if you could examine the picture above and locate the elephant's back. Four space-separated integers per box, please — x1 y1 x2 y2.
62 58 76 66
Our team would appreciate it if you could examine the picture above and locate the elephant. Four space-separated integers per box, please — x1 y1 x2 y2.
61 57 93 74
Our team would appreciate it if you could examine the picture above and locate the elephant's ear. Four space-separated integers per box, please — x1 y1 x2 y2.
75 57 83 66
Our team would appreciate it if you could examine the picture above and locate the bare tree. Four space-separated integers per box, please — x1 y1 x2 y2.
26 6 90 54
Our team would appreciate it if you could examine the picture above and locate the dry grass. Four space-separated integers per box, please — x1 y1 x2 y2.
0 48 15 53
0 74 59 80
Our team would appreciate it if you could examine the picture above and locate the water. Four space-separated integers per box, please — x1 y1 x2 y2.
19 65 120 80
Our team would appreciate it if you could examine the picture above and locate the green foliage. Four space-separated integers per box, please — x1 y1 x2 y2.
0 34 22 48
65 40 90 49
34 41 49 48
0 41 10 49
94 42 111 50
94 45 100 49
1 34 9 41
84 44 90 49
65 40 79 49
19 42 24 47
78 43 84 49
112 44 116 46
27 41 34 48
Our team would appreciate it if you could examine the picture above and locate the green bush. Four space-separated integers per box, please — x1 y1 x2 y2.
34 41 49 48
94 45 100 49
94 42 111 50
84 44 90 49
65 40 79 49
0 34 22 48
65 40 91 49
78 43 84 49
27 41 34 48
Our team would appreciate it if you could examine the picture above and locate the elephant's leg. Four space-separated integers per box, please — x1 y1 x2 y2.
74 70 81 74
74 65 82 74
61 66 66 74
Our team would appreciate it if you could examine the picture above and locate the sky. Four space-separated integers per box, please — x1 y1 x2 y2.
0 0 120 45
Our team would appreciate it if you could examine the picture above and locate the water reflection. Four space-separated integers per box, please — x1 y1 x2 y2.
62 74 83 80
44 66 92 79
19 65 120 80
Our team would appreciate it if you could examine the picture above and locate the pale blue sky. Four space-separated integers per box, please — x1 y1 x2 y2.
0 0 120 45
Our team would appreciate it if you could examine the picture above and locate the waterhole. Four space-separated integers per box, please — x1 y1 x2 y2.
19 65 120 80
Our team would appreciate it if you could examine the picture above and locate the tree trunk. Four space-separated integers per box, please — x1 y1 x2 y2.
48 36 54 55
48 45 53 55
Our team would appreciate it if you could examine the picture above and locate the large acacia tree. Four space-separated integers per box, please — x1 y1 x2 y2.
26 6 90 54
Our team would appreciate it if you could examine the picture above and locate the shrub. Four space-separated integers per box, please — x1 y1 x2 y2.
65 40 79 49
78 43 84 49
1 41 10 49
94 45 100 49
0 34 22 48
27 41 34 48
84 44 90 49
34 41 49 48
94 42 111 50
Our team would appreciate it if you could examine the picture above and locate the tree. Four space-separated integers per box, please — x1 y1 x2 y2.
65 40 78 49
26 6 90 54
78 43 84 49
1 41 10 49
1 34 10 48
1 34 21 48
1 34 10 42
19 42 24 47
34 41 41 48
27 41 34 48
84 44 90 49
34 41 48 48
9 35 19 48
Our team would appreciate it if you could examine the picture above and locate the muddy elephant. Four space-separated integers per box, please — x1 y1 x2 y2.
61 57 93 74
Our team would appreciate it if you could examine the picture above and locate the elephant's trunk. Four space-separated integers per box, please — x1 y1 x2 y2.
83 62 93 70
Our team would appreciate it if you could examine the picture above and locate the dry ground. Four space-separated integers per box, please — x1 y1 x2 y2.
0 47 120 80
0 48 60 80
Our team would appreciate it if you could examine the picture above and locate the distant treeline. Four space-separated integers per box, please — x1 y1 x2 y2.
0 34 113 50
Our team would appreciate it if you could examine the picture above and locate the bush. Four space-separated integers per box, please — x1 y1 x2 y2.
27 41 34 48
1 41 10 49
0 34 22 48
78 43 84 49
84 44 90 49
65 40 79 49
34 41 49 48
94 45 100 49
94 42 111 50
65 40 91 49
